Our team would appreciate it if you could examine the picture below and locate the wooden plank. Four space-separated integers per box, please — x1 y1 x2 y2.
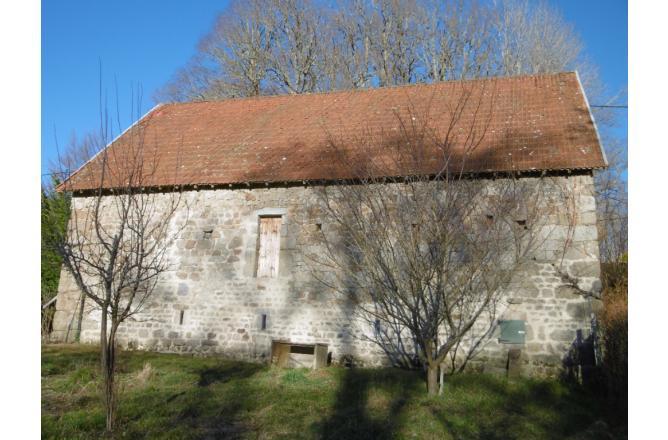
271 341 290 367
258 216 281 277
314 344 329 369
271 341 330 369
268 217 280 277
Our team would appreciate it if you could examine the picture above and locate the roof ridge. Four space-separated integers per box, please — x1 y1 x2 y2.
158 71 578 108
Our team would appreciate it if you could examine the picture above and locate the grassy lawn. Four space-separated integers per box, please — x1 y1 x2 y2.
42 344 624 439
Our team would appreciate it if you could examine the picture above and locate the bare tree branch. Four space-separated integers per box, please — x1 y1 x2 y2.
305 86 580 394
53 93 189 431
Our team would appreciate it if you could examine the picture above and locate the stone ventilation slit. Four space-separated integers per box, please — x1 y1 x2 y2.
179 310 184 325
261 314 267 330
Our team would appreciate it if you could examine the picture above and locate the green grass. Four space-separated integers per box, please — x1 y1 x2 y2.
42 344 624 439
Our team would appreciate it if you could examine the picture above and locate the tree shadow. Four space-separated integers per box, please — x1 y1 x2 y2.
114 360 265 439
315 367 420 440
561 329 626 427
196 361 263 387
561 329 604 391
166 362 265 438
425 373 614 440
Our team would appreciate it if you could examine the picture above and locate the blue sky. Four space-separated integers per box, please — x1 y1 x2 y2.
41 0 229 178
559 0 628 143
41 0 627 178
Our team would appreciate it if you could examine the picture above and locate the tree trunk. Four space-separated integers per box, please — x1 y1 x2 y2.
99 307 117 432
100 308 107 383
104 332 116 432
427 363 439 395
74 292 86 342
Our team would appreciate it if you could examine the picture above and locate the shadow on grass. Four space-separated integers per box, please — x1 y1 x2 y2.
316 367 421 440
42 345 269 439
317 367 616 440
426 374 612 440
41 344 101 376
197 362 262 387
125 361 265 439
43 346 621 439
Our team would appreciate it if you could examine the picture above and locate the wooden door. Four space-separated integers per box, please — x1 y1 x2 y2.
258 216 281 277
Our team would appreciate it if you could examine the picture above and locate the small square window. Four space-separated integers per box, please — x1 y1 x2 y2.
498 320 526 344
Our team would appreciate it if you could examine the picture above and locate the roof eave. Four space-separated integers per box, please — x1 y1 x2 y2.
66 166 602 195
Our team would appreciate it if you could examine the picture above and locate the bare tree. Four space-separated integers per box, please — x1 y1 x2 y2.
154 57 224 102
326 0 374 89
307 84 576 394
48 130 106 184
262 0 324 94
156 0 607 100
156 0 325 101
492 0 582 76
419 0 496 81
53 101 187 431
198 0 272 98
366 0 422 86
595 138 628 263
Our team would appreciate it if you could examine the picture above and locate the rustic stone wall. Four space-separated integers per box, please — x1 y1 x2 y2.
51 174 602 375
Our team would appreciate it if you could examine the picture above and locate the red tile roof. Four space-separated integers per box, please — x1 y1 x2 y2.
61 72 606 192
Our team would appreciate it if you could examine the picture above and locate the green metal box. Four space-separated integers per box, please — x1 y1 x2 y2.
498 320 526 344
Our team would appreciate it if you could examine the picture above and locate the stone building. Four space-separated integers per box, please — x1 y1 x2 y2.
51 72 607 375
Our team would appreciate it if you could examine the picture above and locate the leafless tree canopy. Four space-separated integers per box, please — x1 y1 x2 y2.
595 138 627 263
306 88 578 394
155 0 612 107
